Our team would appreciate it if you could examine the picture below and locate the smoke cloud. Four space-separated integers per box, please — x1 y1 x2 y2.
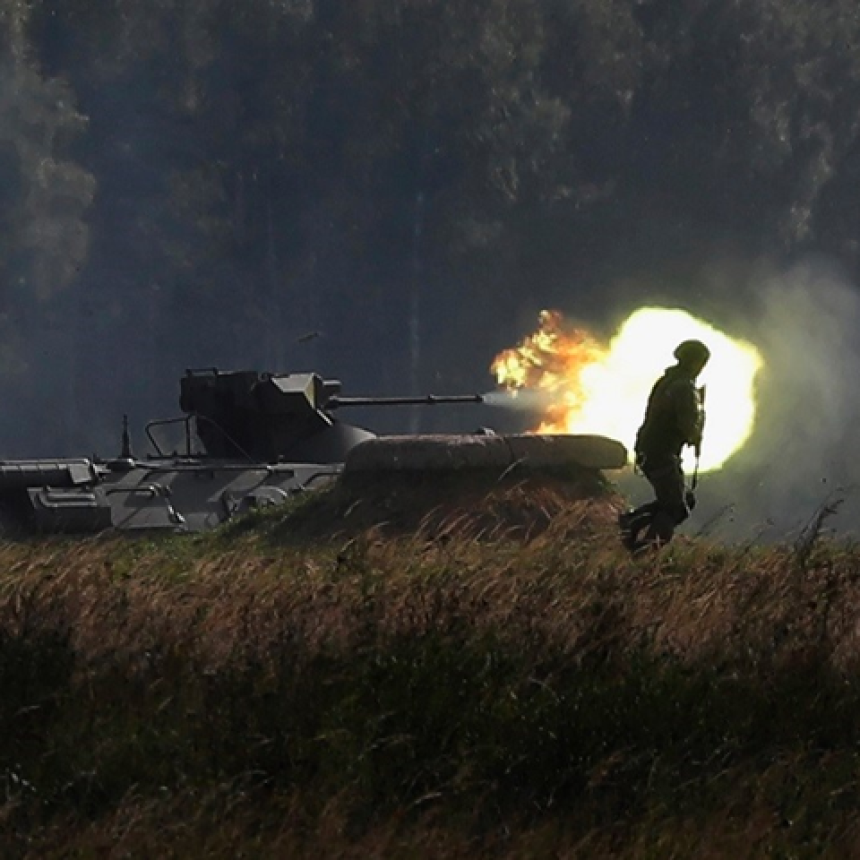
630 260 860 542
481 389 556 411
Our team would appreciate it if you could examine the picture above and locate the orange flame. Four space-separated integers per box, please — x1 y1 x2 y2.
491 310 609 433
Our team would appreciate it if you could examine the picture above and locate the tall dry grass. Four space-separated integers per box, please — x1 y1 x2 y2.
0 486 859 856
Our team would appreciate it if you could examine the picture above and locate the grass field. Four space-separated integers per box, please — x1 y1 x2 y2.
1 477 859 857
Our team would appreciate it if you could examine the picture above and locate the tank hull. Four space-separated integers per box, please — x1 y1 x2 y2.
0 458 343 535
0 433 627 536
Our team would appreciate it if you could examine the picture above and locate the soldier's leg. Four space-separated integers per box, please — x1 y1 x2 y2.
620 455 671 548
642 456 688 546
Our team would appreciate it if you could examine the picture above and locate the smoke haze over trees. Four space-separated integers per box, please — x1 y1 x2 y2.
1 0 860 530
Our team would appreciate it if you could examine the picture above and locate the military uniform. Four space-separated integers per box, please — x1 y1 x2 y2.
621 341 708 550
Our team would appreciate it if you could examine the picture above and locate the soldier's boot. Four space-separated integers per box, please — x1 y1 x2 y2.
619 504 657 551
643 509 676 548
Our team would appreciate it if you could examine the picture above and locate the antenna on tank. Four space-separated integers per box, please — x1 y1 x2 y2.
120 414 133 460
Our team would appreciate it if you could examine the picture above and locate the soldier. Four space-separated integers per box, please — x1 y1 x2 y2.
619 339 710 551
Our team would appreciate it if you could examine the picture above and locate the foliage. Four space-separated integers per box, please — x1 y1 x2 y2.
2 502 860 853
0 1 858 451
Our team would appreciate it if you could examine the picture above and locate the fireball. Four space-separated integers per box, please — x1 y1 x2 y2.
492 308 762 472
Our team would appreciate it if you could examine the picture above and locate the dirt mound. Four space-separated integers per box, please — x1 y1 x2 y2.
262 464 623 543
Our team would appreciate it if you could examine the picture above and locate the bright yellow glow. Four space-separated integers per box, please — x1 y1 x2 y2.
491 307 763 472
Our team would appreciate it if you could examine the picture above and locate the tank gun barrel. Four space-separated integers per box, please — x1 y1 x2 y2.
328 394 485 409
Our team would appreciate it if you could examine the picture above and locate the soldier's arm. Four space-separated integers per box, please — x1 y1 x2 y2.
673 383 703 446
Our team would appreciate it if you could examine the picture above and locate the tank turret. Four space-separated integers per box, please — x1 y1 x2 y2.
178 369 484 463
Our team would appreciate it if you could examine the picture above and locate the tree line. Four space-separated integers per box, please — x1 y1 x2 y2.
0 0 858 453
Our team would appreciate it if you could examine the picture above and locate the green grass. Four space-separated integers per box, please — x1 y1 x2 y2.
0 483 859 856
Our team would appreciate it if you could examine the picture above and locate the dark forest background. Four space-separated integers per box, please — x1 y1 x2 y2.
1 0 859 457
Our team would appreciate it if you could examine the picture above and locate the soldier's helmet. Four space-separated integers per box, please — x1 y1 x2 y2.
673 339 711 368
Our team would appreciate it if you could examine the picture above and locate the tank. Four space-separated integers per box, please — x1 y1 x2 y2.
0 368 628 535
